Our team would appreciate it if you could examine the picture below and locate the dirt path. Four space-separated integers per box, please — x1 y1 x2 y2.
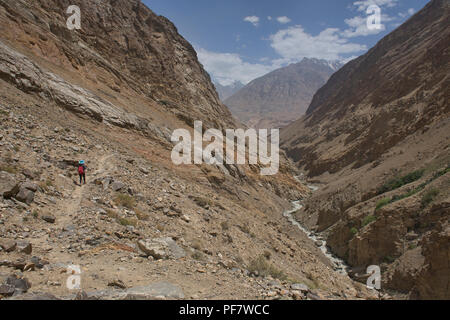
54 154 114 228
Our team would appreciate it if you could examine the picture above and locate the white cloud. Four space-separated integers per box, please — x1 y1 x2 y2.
196 47 278 86
341 13 396 37
197 24 368 86
243 16 260 27
398 8 415 18
267 16 272 21
270 25 367 62
276 16 291 24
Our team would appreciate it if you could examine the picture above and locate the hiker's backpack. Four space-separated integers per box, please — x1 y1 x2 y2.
78 165 85 175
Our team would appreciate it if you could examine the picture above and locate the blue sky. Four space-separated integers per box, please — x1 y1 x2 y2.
144 0 429 85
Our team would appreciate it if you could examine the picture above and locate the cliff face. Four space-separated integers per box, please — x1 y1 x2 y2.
0 0 234 130
225 59 342 129
281 0 450 299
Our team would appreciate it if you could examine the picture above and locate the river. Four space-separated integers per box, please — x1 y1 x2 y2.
283 177 349 275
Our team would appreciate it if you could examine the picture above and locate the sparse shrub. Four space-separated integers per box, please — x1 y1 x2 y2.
0 164 17 174
191 251 205 261
192 196 212 208
248 255 287 281
114 193 136 209
235 255 244 265
135 208 150 221
32 210 39 219
106 209 119 219
158 100 170 106
221 221 229 231
239 223 251 234
350 227 358 236
4 152 13 163
378 169 425 195
39 179 53 192
118 217 137 227
263 250 272 260
432 165 450 180
223 233 233 244
391 187 421 202
362 215 377 227
155 223 165 232
421 189 439 208
192 239 203 251
375 198 391 211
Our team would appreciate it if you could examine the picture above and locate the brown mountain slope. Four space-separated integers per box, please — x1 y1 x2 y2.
0 0 234 131
281 0 449 299
0 0 377 300
282 0 449 176
225 59 342 129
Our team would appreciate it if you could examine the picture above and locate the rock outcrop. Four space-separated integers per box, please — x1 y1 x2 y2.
0 0 235 131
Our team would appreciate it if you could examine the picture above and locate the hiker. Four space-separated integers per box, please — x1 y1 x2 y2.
78 160 87 185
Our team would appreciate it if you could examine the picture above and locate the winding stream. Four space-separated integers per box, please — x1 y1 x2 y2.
283 177 349 275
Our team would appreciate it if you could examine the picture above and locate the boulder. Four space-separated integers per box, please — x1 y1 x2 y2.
42 215 56 224
0 239 16 252
21 182 38 192
15 187 35 204
16 241 32 255
0 284 15 297
139 167 149 174
111 181 125 192
137 237 186 260
5 274 31 294
0 171 19 198
291 283 309 292
108 279 127 289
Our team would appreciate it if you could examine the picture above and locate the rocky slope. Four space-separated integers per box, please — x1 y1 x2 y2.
0 0 376 300
281 0 449 299
225 59 342 129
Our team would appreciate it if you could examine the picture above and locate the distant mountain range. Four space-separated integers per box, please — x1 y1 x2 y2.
214 81 245 101
223 58 343 129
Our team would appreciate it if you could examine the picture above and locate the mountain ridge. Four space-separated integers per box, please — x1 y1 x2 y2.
224 58 343 129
